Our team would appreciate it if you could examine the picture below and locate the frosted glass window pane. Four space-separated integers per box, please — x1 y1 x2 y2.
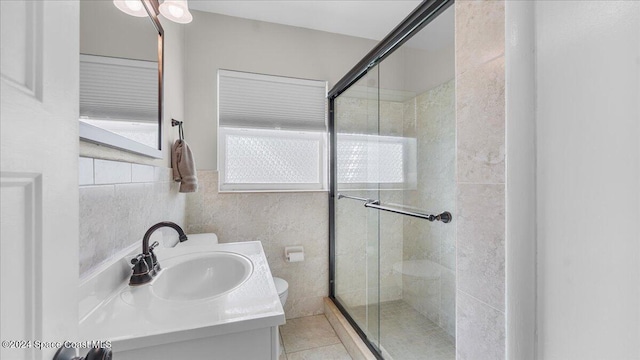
223 129 321 185
337 133 414 184
217 70 328 192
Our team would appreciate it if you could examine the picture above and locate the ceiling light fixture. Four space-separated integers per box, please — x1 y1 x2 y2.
113 0 149 17
159 0 193 24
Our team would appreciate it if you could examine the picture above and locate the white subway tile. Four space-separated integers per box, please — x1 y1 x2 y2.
132 164 155 183
79 157 94 185
94 159 132 185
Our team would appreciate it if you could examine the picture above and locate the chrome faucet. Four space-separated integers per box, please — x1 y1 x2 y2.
129 221 188 286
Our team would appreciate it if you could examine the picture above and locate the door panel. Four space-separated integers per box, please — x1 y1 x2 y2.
333 65 381 347
1 1 79 359
0 175 41 360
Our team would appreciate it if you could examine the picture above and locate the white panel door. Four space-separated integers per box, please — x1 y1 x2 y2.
1 1 79 359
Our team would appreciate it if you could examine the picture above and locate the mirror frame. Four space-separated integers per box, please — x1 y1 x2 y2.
79 0 164 158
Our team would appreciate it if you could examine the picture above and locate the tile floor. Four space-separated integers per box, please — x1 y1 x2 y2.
280 301 455 360
279 314 353 360
348 300 455 360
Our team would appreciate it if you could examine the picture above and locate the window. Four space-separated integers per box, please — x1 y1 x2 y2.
218 70 328 191
337 133 417 190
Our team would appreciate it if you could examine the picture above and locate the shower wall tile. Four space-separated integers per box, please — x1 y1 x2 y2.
456 56 506 184
379 191 404 302
440 268 456 339
402 79 456 326
402 98 416 137
441 226 456 271
416 79 455 125
456 0 506 357
455 0 505 76
379 101 404 136
402 275 441 324
186 170 329 319
79 159 186 277
457 183 505 311
457 291 505 360
335 97 370 134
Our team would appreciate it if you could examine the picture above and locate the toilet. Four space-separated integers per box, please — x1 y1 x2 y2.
272 277 288 306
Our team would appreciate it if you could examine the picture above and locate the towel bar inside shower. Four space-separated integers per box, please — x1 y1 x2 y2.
337 193 452 223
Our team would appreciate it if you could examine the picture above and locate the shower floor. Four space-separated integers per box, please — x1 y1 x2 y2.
348 300 455 360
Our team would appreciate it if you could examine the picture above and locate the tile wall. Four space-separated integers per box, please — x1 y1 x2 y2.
79 157 186 277
185 171 329 319
402 79 456 339
455 1 506 359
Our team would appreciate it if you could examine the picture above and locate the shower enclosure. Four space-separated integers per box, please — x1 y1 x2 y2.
329 1 455 358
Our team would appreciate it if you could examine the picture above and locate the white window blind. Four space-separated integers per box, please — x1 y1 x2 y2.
218 69 327 131
218 70 328 192
80 54 158 123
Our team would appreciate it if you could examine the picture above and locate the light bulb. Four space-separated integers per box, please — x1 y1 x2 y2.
168 5 184 18
125 0 143 12
159 0 193 24
113 0 148 17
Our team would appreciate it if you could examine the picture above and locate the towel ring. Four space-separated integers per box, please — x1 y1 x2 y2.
171 119 184 141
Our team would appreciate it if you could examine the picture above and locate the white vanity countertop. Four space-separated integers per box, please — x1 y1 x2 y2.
79 240 285 352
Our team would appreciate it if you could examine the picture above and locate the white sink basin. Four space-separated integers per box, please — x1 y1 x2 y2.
151 251 253 301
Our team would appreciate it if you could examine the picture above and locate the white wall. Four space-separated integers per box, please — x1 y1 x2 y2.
184 10 385 170
535 2 640 359
505 1 536 359
80 0 156 61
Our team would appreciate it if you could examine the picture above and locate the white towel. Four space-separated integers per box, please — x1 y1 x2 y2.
172 139 198 193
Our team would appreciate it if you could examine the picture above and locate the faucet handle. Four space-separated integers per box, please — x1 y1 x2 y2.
148 241 161 274
131 253 144 265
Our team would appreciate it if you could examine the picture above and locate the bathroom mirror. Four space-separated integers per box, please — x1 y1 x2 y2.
79 0 164 158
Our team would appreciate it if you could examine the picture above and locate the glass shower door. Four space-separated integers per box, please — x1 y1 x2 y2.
333 65 381 348
331 3 456 359
375 32 456 359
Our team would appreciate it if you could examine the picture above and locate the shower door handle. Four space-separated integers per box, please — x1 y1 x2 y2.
363 202 452 223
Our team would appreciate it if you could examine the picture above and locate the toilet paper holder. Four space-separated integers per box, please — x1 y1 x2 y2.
284 246 304 262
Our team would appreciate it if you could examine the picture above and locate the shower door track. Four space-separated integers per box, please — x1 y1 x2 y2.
327 0 453 101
